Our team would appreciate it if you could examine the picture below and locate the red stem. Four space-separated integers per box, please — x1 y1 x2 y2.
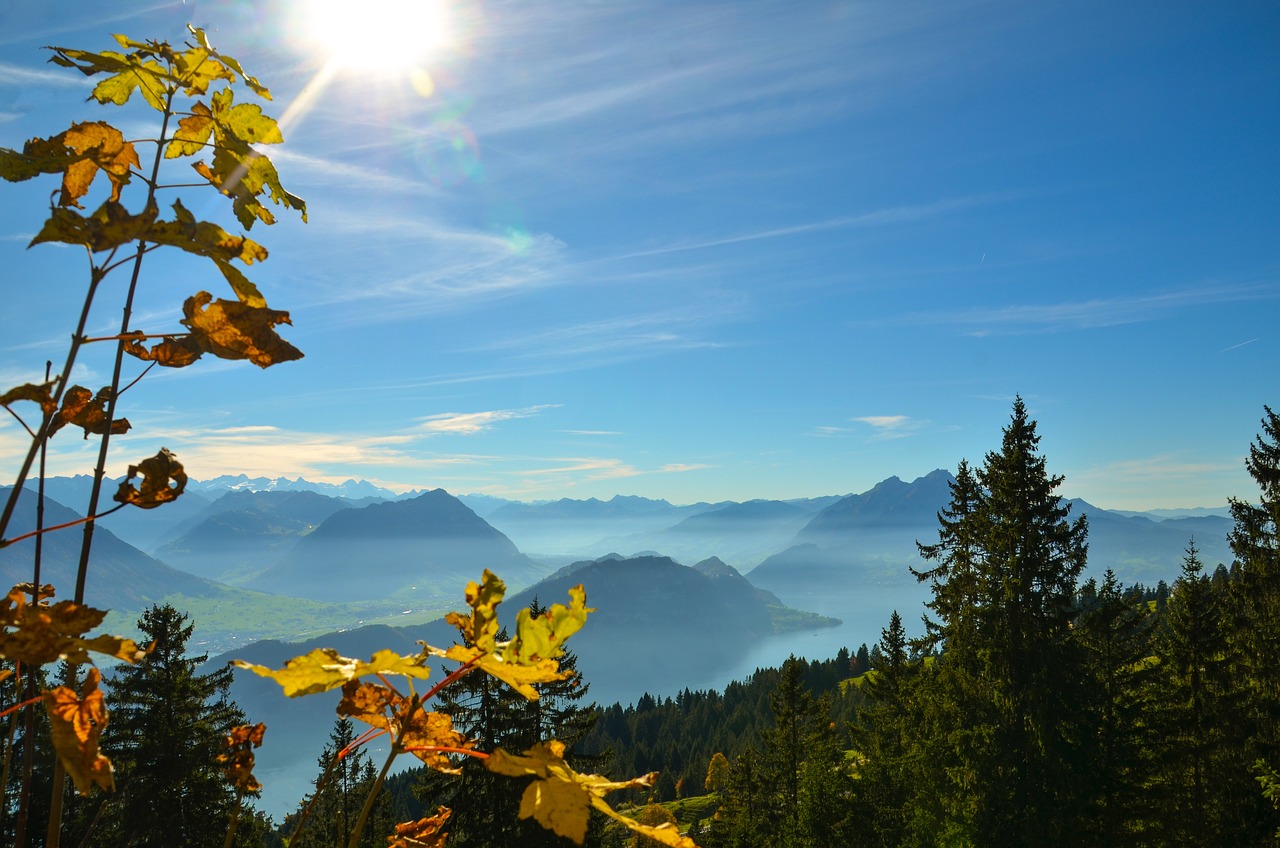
1 504 126 549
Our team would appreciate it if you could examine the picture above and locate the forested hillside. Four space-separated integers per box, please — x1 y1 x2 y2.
572 402 1280 848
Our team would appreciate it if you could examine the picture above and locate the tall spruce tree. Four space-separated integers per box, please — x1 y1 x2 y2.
852 611 921 848
1227 405 1280 842
913 398 1089 846
1154 542 1257 848
1073 569 1160 846
708 656 850 848
96 605 256 847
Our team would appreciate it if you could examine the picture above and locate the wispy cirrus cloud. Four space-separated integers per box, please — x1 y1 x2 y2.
617 197 993 260
0 61 88 87
888 283 1280 334
470 309 729 361
416 404 559 435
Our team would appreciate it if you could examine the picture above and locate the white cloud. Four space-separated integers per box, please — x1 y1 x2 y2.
0 61 87 87
416 404 559 435
855 415 926 441
659 463 711 474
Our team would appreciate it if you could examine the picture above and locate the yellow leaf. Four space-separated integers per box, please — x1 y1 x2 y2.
233 647 433 698
520 776 591 843
48 47 170 110
399 707 471 772
172 47 236 96
113 448 187 509
43 668 114 794
48 385 130 439
179 291 303 368
166 102 214 159
441 646 569 701
505 584 593 666
443 570 507 654
485 741 690 847
388 809 451 848
186 26 273 100
192 146 306 229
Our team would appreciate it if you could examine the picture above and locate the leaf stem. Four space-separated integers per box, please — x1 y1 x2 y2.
0 503 126 549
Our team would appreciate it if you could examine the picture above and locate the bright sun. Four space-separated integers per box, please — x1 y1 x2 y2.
304 0 455 74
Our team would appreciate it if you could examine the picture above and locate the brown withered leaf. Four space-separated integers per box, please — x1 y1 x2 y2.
0 382 56 417
387 809 451 848
113 448 187 509
29 201 158 253
180 291 302 368
43 668 113 794
48 385 130 439
0 587 147 666
121 331 204 369
337 681 471 772
218 722 266 794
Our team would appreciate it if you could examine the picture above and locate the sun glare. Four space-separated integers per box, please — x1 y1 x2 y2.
305 0 455 74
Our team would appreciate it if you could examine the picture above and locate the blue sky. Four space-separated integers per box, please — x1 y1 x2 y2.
1 0 1276 508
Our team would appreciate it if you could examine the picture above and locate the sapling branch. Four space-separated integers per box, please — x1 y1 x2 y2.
73 84 177 605
81 333 191 344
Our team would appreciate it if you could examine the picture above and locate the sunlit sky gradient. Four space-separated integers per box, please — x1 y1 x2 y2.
1 1 1276 509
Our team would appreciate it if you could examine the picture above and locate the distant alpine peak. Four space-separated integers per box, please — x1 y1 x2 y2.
185 474 399 500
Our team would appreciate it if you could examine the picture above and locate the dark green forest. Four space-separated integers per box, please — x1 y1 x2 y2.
4 401 1278 847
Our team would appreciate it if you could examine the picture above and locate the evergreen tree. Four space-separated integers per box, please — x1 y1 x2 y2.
853 611 921 848
96 605 259 847
708 656 850 848
912 398 1089 846
1154 543 1254 848
283 718 391 848
1228 405 1280 841
1073 570 1160 846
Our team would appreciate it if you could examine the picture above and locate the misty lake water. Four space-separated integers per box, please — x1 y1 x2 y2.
658 578 933 698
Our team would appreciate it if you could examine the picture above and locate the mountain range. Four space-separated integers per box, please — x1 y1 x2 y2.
2 469 1240 818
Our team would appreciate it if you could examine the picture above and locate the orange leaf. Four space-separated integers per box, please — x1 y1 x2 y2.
0 587 146 666
388 808 451 848
218 722 266 794
48 385 130 439
43 668 113 794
